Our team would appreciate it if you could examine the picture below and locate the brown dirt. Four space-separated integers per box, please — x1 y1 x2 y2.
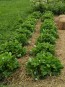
3 17 65 87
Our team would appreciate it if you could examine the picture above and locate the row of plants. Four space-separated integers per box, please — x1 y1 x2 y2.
0 11 41 80
31 0 65 14
15 11 41 46
0 11 41 58
26 11 63 80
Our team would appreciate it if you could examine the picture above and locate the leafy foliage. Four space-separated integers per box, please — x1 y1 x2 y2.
30 42 55 56
41 19 59 38
16 34 28 46
21 22 35 32
47 1 65 14
37 19 58 44
0 7 42 82
16 27 32 39
26 52 63 80
41 29 59 38
0 52 19 80
26 10 63 80
41 11 54 21
30 0 47 13
0 40 26 58
41 19 57 31
37 33 56 44
15 11 41 45
31 0 65 14
30 11 42 19
0 11 41 60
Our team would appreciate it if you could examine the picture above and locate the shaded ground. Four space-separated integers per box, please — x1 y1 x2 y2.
2 17 65 87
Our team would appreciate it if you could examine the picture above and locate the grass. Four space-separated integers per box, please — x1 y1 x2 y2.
0 0 31 85
0 0 31 44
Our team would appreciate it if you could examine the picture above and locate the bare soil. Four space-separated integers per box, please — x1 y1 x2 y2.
2 17 65 87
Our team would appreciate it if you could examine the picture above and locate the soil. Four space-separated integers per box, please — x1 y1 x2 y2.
2 17 65 87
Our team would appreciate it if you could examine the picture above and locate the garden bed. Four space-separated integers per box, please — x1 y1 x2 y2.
1 16 65 87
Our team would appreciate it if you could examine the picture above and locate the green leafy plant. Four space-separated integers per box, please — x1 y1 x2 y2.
0 52 19 80
16 27 32 39
15 11 41 47
41 19 57 31
0 40 26 58
21 22 35 32
16 33 28 46
30 0 48 13
47 1 65 14
30 42 55 56
26 52 63 80
31 0 65 14
41 29 59 38
37 33 56 44
26 17 37 25
15 11 41 46
31 11 41 19
41 11 54 21
40 19 59 38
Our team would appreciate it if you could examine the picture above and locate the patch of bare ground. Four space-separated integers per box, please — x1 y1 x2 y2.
3 17 65 87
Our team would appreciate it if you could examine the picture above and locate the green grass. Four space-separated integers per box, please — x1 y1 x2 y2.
0 0 31 43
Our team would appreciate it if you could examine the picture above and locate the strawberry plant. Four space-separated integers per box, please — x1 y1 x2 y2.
30 0 47 13
0 52 19 80
16 33 28 46
30 42 55 56
15 11 41 46
22 22 35 32
31 11 41 19
41 11 54 22
41 29 59 38
37 33 56 44
47 1 65 15
16 27 32 39
40 19 59 38
0 40 26 58
25 19 36 26
26 52 63 80
41 19 57 31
